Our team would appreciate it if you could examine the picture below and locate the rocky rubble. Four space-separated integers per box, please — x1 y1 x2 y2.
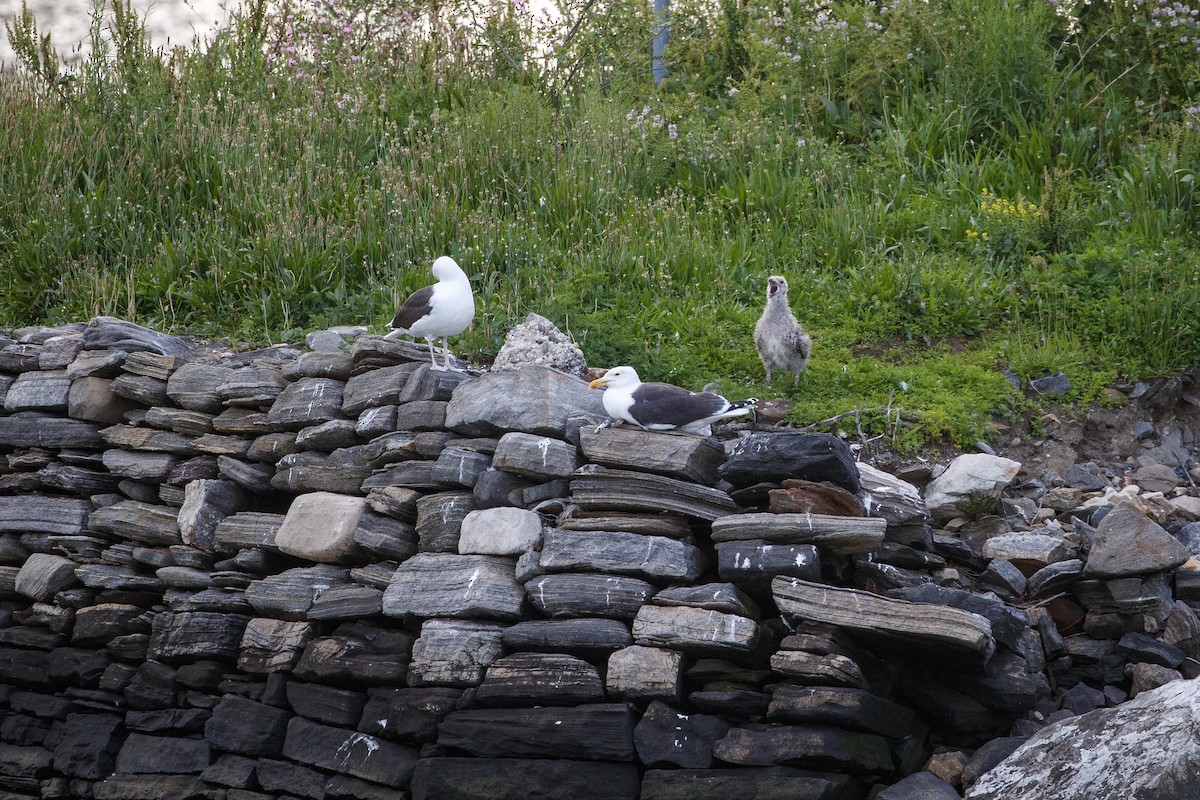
0 316 1199 799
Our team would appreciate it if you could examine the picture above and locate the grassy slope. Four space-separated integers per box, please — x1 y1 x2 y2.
0 0 1197 449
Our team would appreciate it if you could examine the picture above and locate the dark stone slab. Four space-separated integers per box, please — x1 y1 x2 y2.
88 500 181 546
474 652 605 707
539 528 706 583
570 465 739 521
204 695 292 757
148 611 250 663
634 700 733 769
114 732 211 774
0 413 104 448
436 704 636 761
245 565 351 621
285 681 367 727
50 712 123 779
525 573 656 619
578 426 724 484
501 618 633 658
639 767 855 800
767 685 919 738
293 621 412 686
875 772 960 800
359 687 463 743
382 553 524 622
410 758 640 800
282 716 417 785
444 366 608 437
267 378 347 430
719 432 861 493
713 723 893 773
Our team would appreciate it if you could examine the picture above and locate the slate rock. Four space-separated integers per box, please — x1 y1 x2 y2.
292 621 411 685
267 377 347 430
245 565 351 621
634 700 733 769
500 618 633 658
525 573 656 619
0 496 91 537
570 464 739 521
578 425 726 485
775 578 995 670
383 553 524 621
407 619 507 687
769 650 866 689
213 511 284 552
767 685 917 738
639 767 853 800
475 652 605 707
652 583 761 618
80 316 193 355
88 500 182 546
115 732 210 774
359 686 463 743
0 413 104 448
719 432 860 493
432 446 492 488
415 491 477 552
410 758 639 800
352 512 418 561
436 704 636 761
341 364 418 415
633 604 759 657
924 454 1022 523
51 712 123 779
68 376 140 423
490 431 580 482
283 715 417 785
982 533 1076 576
1083 501 1192 578
236 617 314 673
710 512 886 555
606 645 685 704
716 541 820 589
540 528 705 582
285 681 367 727
177 479 243 552
713 723 893 773
148 611 250 663
768 479 864 517
445 366 608 437
14 553 78 602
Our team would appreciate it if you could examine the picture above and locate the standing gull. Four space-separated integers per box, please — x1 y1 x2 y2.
385 256 475 371
589 366 757 436
754 275 811 386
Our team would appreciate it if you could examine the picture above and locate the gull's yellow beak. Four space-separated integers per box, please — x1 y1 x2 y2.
588 377 610 389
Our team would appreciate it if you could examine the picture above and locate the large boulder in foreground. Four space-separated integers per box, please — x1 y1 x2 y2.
966 676 1200 800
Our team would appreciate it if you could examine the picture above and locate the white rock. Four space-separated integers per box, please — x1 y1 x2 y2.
491 313 587 377
924 453 1021 523
458 508 544 556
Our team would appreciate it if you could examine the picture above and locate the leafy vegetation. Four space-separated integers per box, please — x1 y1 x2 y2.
1 0 1197 449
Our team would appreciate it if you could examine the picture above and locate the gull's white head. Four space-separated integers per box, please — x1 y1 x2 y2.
589 365 641 390
432 256 466 282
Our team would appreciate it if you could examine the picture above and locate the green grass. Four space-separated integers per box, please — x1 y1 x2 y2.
1 0 1198 450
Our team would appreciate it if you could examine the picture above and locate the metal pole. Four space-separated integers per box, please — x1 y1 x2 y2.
652 0 668 86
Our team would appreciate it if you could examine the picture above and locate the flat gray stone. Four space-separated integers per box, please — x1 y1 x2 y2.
408 618 507 687
1083 501 1192 579
445 366 607 437
382 553 525 621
